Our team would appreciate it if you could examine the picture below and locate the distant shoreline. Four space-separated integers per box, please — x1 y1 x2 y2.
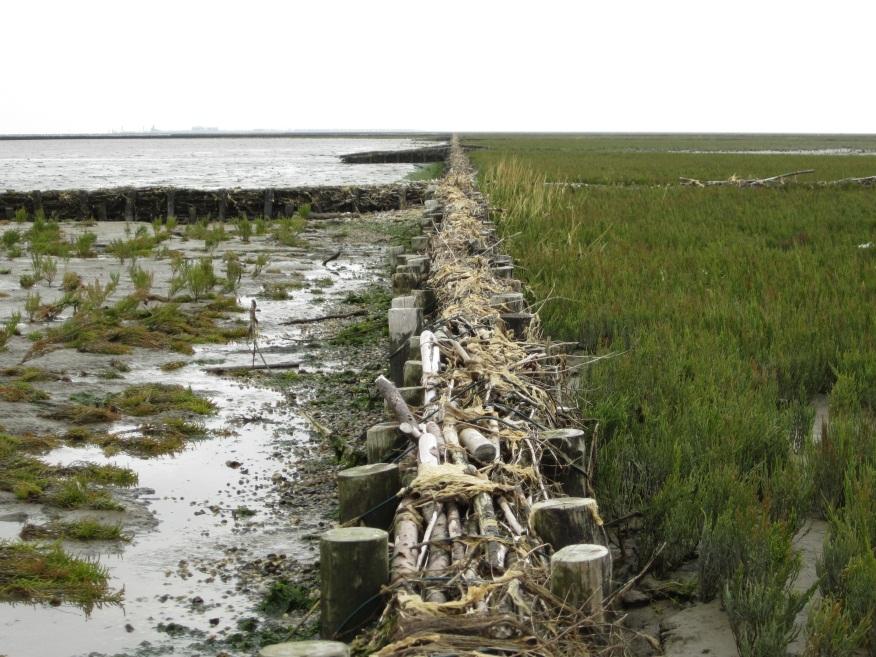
0 131 450 142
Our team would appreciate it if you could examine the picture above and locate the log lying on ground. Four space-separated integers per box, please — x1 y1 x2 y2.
204 360 299 374
679 169 815 187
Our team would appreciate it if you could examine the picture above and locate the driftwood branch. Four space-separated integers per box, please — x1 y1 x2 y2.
679 169 815 187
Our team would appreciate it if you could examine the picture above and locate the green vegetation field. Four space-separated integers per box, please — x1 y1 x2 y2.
469 135 876 656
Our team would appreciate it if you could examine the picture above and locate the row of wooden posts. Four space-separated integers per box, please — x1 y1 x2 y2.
259 167 611 657
0 183 426 222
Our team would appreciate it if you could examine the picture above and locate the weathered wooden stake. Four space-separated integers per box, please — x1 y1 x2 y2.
78 190 90 219
188 206 197 224
500 312 533 339
530 497 603 550
550 544 611 622
218 189 227 222
30 190 43 216
124 190 135 221
402 360 423 387
489 292 526 313
366 422 402 464
320 527 388 640
166 190 175 218
337 463 400 530
259 640 349 657
542 428 588 496
97 202 108 222
263 188 274 219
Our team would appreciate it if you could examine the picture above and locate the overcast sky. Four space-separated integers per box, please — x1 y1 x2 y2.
3 0 874 134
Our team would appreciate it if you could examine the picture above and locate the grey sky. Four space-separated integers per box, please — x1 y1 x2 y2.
3 0 874 134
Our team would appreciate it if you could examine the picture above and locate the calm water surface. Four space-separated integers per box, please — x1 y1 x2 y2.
0 137 435 190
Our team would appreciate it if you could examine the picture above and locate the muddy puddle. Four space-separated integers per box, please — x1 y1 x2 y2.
0 213 416 656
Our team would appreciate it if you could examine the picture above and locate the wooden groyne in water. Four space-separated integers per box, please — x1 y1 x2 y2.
0 183 428 222
262 139 619 657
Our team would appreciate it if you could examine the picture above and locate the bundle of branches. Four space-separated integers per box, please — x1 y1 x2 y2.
360 139 620 656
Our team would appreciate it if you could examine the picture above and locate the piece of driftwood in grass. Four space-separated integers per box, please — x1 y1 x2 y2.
679 169 815 187
459 426 497 463
337 463 400 530
259 640 350 657
550 543 611 623
320 527 388 639
530 497 603 550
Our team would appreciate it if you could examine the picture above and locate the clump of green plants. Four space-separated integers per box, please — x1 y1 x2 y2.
236 216 252 243
271 216 306 247
2 228 21 251
0 381 49 403
0 433 134 509
20 519 128 542
0 313 21 351
222 251 244 292
13 207 28 223
406 161 446 181
111 383 216 416
170 257 217 300
252 253 270 278
160 360 188 372
24 291 41 322
76 419 209 457
73 231 97 257
0 540 122 610
254 217 268 236
107 226 166 262
259 580 312 616
61 271 83 292
19 273 36 289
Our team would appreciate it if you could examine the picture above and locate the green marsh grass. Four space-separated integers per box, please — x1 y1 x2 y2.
473 138 876 654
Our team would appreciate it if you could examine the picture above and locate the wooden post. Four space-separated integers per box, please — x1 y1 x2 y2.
392 272 419 295
365 422 401 464
410 235 429 252
284 201 295 217
259 641 349 657
31 190 43 217
542 428 588 497
530 497 603 550
489 292 526 313
263 188 274 219
387 245 405 267
97 202 108 222
402 360 423 387
218 189 227 222
188 206 197 224
492 265 515 279
166 190 175 219
337 463 400 530
78 190 90 219
550 544 611 622
320 527 388 640
124 190 135 221
383 386 424 409
388 306 422 385
500 312 533 339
